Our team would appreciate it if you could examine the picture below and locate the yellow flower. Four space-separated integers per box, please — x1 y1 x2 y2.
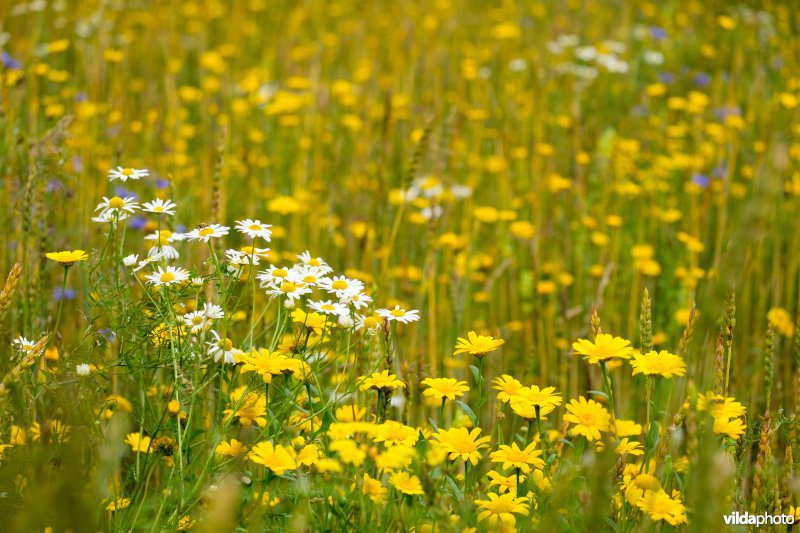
490 442 544 473
421 377 469 402
454 331 505 357
389 471 424 495
623 474 661 505
240 348 292 383
630 350 686 378
124 432 151 453
247 441 298 475
636 489 687 526
431 427 491 465
572 333 635 365
45 250 89 265
288 443 318 467
223 386 267 427
215 439 247 457
564 397 611 441
615 438 644 456
475 492 529 526
712 416 746 440
487 470 523 493
358 370 405 392
516 385 562 409
105 498 131 512
492 375 523 403
361 473 388 503
372 421 420 447
615 419 643 437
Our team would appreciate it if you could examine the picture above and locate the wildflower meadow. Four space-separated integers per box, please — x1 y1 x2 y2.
1 0 799 531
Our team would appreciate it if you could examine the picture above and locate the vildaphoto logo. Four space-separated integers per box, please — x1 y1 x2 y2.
723 512 795 526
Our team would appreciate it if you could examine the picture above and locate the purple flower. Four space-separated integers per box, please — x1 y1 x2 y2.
1 51 21 70
693 72 711 87
691 173 709 188
54 287 77 301
156 178 169 189
650 27 667 40
128 216 147 230
72 156 83 173
658 71 675 84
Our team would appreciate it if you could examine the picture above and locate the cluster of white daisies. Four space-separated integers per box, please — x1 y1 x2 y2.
91 167 421 364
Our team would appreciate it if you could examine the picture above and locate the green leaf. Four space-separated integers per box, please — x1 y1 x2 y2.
455 400 478 426
469 365 482 385
444 474 463 501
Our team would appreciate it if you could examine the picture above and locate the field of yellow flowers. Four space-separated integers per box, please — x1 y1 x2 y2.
1 0 799 531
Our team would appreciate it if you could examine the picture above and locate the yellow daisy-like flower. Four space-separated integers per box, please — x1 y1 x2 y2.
431 427 491 465
223 386 268 427
614 438 644 456
421 377 469 402
454 331 505 357
630 350 687 378
712 416 746 440
635 489 687 526
517 385 563 409
372 421 420 447
615 419 643 437
489 442 545 473
247 441 298 475
571 333 635 365
389 471 425 495
215 439 247 457
564 397 611 441
240 348 292 383
361 473 388 503
45 250 89 266
487 470 523 494
475 492 529 526
492 375 523 403
124 432 151 453
623 473 662 505
358 370 405 392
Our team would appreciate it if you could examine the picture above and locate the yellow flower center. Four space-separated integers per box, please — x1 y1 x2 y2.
248 224 262 231
199 227 214 236
160 272 176 283
274 269 288 277
121 168 134 176
364 316 379 329
153 206 163 212
303 275 316 283
390 309 406 317
109 196 125 208
332 280 348 290
322 304 335 311
280 282 297 293
191 316 203 325
222 339 233 350
308 258 320 266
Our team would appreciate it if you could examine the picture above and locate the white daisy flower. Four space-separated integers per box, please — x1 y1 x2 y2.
355 313 383 334
134 252 165 272
256 265 290 288
308 299 349 317
148 244 179 260
225 249 260 277
266 279 312 303
142 198 177 216
183 311 212 334
206 330 239 364
318 275 364 299
296 251 332 274
340 290 373 310
201 302 224 320
12 335 36 354
107 166 149 182
289 264 329 288
235 219 273 241
122 254 139 267
186 224 230 243
337 313 354 328
145 266 190 287
95 196 139 217
76 363 91 376
377 305 420 324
